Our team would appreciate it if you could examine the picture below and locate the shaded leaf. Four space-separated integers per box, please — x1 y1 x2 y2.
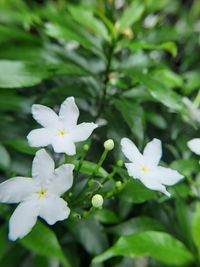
93 231 194 265
20 221 71 267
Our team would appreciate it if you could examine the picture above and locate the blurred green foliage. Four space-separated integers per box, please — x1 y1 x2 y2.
0 0 200 266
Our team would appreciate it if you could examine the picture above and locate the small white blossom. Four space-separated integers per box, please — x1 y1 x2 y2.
121 138 184 196
91 194 103 208
187 138 200 156
0 149 74 241
27 97 98 155
104 139 114 151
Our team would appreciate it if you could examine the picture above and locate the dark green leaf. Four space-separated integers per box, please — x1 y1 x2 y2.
114 99 144 143
20 221 71 267
66 216 108 255
107 217 165 236
93 231 194 265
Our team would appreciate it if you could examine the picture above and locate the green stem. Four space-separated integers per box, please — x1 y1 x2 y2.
72 149 109 206
93 149 108 176
74 149 88 181
95 39 116 120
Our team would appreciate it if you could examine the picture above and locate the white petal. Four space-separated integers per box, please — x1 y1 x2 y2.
187 138 200 155
32 104 61 128
27 128 54 147
52 137 76 155
121 138 143 163
156 166 184 186
125 163 141 179
48 164 74 196
59 97 79 127
71 122 97 142
140 174 170 197
9 200 39 241
0 177 36 203
39 195 70 225
143 138 162 166
32 149 55 183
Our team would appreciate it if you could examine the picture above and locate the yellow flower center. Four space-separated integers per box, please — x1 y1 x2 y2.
141 164 149 173
58 129 66 137
37 188 47 199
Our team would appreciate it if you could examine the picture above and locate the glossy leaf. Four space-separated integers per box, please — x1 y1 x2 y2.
93 231 194 265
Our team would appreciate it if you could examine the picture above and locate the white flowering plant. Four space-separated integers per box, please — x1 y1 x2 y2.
0 1 200 267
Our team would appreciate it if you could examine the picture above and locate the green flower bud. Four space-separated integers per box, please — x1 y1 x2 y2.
83 144 89 151
104 139 114 151
116 160 123 167
88 179 95 187
115 181 122 189
91 194 104 208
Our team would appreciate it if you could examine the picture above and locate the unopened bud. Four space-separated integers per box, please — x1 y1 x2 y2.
83 144 89 151
116 160 123 167
104 139 114 151
88 179 95 187
115 181 122 189
91 194 104 208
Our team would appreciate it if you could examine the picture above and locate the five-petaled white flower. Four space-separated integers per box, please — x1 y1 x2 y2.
121 138 184 196
0 149 74 241
187 138 200 156
27 97 97 155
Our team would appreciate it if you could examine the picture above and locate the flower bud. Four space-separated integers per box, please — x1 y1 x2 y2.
91 194 104 208
88 179 94 187
104 139 114 151
83 144 89 151
116 160 123 167
115 181 122 189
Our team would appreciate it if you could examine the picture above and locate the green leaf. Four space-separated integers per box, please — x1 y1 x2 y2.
192 202 200 254
45 22 102 53
0 60 47 88
176 199 193 250
127 41 177 56
94 209 120 224
152 69 183 88
118 0 144 32
122 69 185 113
0 91 32 112
93 231 194 265
114 99 144 143
0 60 89 88
72 160 108 178
4 139 37 155
66 216 108 255
170 159 200 176
68 6 109 40
0 144 11 170
0 224 8 261
107 217 165 236
20 221 71 267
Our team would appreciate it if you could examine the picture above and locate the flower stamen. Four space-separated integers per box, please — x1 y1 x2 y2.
37 188 47 199
141 164 148 173
58 129 66 137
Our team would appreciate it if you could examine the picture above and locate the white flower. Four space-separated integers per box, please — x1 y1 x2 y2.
121 138 184 196
187 138 200 155
0 149 74 241
27 97 98 155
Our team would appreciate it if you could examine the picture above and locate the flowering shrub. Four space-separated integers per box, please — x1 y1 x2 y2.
0 1 200 267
